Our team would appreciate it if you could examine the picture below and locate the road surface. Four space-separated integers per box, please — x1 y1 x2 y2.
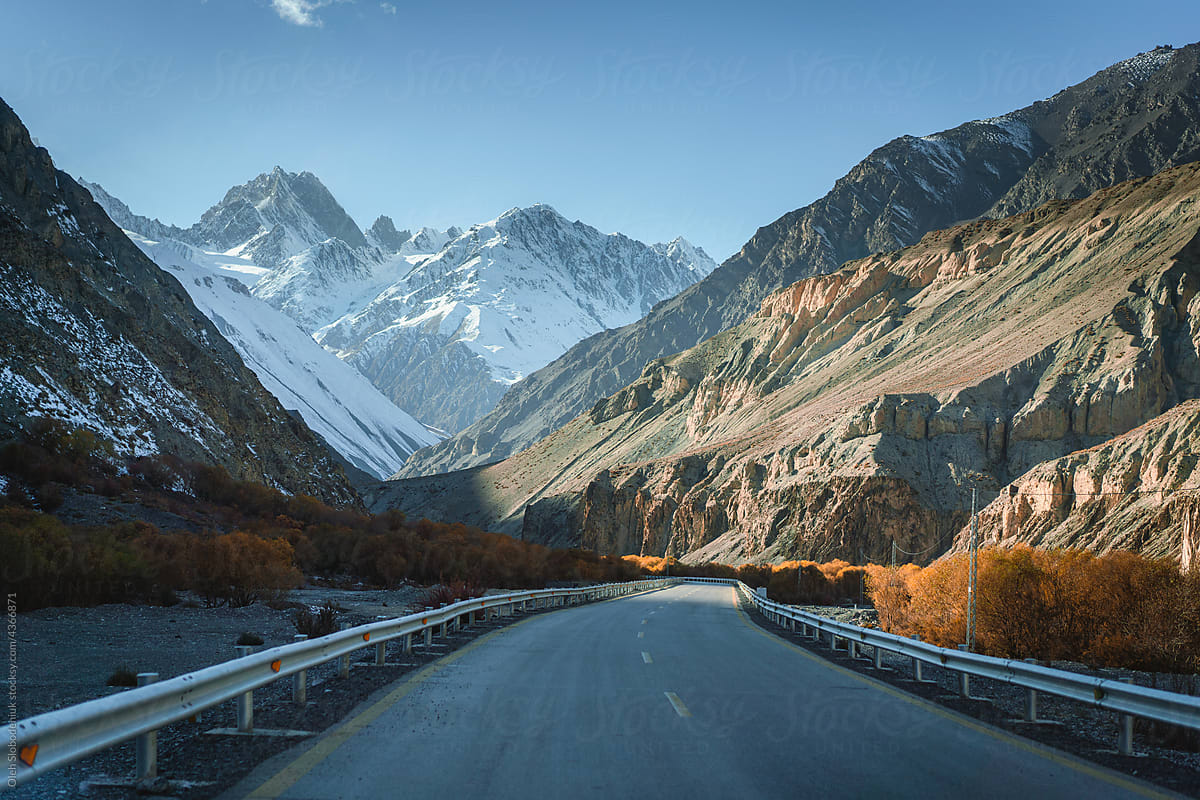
227 583 1166 799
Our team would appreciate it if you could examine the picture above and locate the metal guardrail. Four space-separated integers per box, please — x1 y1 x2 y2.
10 578 670 787
683 576 1200 754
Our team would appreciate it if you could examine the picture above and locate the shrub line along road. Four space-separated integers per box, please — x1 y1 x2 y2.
221 584 1174 799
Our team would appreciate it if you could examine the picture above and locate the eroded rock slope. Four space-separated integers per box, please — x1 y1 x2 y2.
402 43 1200 477
371 163 1200 563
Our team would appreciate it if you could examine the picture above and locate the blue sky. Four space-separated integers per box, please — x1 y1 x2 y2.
2 1 1196 261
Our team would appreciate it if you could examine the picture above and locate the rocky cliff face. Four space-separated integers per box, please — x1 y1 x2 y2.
372 162 1200 564
0 98 358 505
946 399 1200 561
402 43 1200 477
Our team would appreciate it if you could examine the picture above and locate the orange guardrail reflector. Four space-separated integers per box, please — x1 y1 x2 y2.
271 659 282 673
19 744 37 767
363 633 370 642
421 618 427 625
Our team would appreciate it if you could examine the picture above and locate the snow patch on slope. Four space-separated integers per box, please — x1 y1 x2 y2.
120 231 439 478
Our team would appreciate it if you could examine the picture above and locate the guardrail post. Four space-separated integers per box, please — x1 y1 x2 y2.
135 673 158 782
1024 688 1038 722
235 645 255 731
375 640 387 666
1118 678 1135 755
439 604 448 637
293 635 308 704
403 632 412 653
956 645 970 698
872 645 883 670
847 640 857 659
913 656 923 682
828 632 837 651
338 653 351 679
423 608 434 646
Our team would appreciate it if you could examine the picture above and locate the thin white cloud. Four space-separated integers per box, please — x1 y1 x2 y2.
271 0 339 27
380 2 397 14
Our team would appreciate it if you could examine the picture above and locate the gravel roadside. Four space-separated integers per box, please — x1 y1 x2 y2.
6 586 553 800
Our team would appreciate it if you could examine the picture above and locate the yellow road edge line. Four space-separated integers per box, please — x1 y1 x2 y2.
727 587 1182 800
642 651 653 664
664 691 691 718
245 584 671 799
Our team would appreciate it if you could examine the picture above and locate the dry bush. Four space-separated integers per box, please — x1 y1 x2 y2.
188 531 301 608
866 546 1200 671
864 564 921 633
902 553 969 647
419 580 484 607
293 600 340 638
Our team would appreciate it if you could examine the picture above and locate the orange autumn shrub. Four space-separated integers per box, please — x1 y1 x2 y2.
866 545 1200 672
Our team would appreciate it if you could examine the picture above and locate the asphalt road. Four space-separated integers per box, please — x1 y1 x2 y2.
227 584 1168 799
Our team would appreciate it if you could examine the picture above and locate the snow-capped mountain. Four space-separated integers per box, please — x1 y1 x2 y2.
87 167 715 435
81 180 439 479
187 166 367 266
308 204 717 432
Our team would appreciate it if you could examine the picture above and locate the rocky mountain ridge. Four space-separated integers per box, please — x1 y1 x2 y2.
309 204 717 431
106 167 715 433
399 43 1200 478
369 162 1200 565
0 99 358 505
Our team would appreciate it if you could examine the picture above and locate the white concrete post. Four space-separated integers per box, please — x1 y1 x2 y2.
293 635 308 704
872 645 883 670
847 640 857 659
1118 678 1135 755
375 640 387 666
135 673 158 781
1024 688 1038 722
235 646 254 732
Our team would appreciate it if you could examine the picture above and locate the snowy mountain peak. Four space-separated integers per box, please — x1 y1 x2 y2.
84 182 439 478
312 203 719 430
190 167 367 261
404 226 455 255
367 215 412 252
497 203 560 221
651 237 718 278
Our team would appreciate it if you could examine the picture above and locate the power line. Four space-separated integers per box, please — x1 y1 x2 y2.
893 539 949 556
